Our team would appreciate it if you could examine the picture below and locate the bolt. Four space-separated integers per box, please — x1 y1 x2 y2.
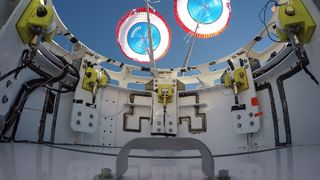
36 6 48 17
83 59 88 64
6 80 12 88
168 128 173 133
237 123 242 128
89 122 93 127
157 128 161 132
157 121 161 125
249 112 253 117
169 121 173 125
250 121 255 126
2 95 8 104
239 72 245 78
245 64 249 69
90 114 94 119
237 115 241 120
77 111 82 116
76 120 81 125
99 168 112 179
243 59 248 63
217 169 230 180
82 64 87 69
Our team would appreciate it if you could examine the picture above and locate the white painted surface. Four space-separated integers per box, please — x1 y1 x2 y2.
1 143 320 180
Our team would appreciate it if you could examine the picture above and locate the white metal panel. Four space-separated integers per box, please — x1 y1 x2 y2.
1 143 320 180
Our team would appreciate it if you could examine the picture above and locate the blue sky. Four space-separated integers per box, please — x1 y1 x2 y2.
53 0 273 69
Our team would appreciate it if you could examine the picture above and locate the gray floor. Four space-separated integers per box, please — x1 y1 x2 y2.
0 143 319 180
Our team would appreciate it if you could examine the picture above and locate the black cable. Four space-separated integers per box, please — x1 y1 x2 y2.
0 50 30 82
0 46 79 141
1 63 70 140
43 85 74 93
258 0 286 43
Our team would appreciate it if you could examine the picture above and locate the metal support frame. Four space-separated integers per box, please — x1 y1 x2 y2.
116 137 215 179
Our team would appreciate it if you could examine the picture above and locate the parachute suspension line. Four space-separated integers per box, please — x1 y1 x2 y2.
146 0 159 77
180 22 200 77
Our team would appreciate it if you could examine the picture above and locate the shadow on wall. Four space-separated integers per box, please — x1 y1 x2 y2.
0 0 20 29
314 0 320 11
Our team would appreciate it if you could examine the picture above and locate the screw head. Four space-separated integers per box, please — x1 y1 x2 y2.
89 122 93 127
157 128 161 132
77 111 82 116
90 114 94 119
168 121 173 125
239 72 245 78
2 95 8 104
6 80 12 88
76 120 81 125
237 123 242 128
249 112 253 117
168 128 173 132
237 115 241 120
157 121 161 125
250 121 255 126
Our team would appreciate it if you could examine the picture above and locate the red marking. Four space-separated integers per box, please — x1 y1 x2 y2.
251 97 259 106
255 112 264 117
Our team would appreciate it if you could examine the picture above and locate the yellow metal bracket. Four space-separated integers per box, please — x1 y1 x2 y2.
16 0 56 44
157 84 174 105
223 67 249 92
277 0 316 44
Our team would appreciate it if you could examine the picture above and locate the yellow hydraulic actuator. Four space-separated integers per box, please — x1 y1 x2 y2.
16 0 56 45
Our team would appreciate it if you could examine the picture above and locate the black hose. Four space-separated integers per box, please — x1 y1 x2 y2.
0 50 30 82
1 62 70 141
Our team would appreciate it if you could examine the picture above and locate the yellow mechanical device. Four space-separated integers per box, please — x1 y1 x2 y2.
223 72 232 89
233 67 249 92
157 84 174 105
223 67 249 105
82 67 108 103
276 0 319 85
277 0 316 44
82 67 98 91
224 67 249 92
16 0 56 44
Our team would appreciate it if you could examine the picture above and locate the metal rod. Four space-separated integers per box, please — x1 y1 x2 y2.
38 85 52 144
146 0 159 77
50 83 62 143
